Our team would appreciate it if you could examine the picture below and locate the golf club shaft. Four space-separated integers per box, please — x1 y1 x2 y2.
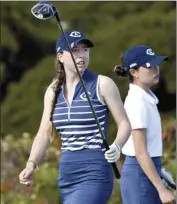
55 13 120 179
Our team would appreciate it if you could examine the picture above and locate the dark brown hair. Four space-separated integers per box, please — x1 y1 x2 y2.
47 57 65 147
114 55 139 82
50 57 65 121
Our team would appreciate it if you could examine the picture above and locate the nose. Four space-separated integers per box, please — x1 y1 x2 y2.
154 66 159 73
77 50 86 58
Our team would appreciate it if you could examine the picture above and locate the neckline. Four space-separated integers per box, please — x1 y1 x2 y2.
62 68 89 107
129 83 159 105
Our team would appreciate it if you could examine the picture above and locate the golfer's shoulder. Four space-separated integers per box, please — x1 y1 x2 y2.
99 75 118 90
44 83 55 102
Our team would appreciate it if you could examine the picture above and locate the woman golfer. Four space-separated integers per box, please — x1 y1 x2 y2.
114 45 175 204
19 30 131 204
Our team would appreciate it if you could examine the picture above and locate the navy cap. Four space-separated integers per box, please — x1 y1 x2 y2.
56 30 94 53
123 45 168 69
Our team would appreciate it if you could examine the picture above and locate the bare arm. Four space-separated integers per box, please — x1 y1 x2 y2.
26 85 54 169
133 129 165 192
99 75 131 148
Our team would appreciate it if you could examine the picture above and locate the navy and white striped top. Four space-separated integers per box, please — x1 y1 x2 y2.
52 69 109 151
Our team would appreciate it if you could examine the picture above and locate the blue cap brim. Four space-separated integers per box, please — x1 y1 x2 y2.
148 56 168 68
73 38 94 48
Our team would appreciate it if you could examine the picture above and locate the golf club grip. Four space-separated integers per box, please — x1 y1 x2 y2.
167 182 176 190
103 140 121 179
112 163 121 179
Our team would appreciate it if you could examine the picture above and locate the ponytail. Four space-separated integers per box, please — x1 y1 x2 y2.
50 58 65 121
113 54 128 78
113 54 139 82
114 65 128 77
49 58 65 148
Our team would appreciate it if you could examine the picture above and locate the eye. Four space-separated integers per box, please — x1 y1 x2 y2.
71 48 78 52
84 48 89 51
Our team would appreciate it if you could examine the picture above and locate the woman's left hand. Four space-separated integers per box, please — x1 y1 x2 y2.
104 143 121 163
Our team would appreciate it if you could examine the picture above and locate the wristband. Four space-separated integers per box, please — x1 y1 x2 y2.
27 160 39 170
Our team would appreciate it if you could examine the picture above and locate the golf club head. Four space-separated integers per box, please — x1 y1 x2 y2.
31 1 57 20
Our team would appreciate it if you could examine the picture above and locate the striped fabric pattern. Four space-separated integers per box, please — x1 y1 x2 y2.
52 69 109 151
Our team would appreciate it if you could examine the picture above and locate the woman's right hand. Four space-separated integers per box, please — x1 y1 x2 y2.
19 163 35 186
158 186 175 203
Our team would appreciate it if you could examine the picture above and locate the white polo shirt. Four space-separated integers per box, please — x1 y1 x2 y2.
122 83 163 157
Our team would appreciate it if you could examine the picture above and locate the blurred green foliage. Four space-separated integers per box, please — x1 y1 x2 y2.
1 133 61 204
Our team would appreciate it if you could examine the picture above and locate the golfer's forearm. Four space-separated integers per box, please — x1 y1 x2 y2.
114 120 131 148
136 152 164 191
27 134 50 167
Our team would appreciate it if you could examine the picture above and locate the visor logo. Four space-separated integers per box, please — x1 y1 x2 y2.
70 31 82 37
146 49 155 55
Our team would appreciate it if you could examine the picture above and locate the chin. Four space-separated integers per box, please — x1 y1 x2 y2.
78 66 87 71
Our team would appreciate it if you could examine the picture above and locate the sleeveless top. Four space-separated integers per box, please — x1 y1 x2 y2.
52 69 109 151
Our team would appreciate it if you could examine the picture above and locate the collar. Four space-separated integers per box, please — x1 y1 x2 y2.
129 83 159 105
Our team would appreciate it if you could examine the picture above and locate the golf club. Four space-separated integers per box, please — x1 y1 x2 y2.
31 1 121 179
161 169 176 190
166 181 176 190
162 178 176 190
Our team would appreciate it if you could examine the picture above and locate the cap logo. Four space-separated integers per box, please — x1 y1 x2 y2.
146 48 155 56
129 63 137 68
80 92 91 100
71 42 74 48
69 31 82 37
57 47 61 52
146 62 151 67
